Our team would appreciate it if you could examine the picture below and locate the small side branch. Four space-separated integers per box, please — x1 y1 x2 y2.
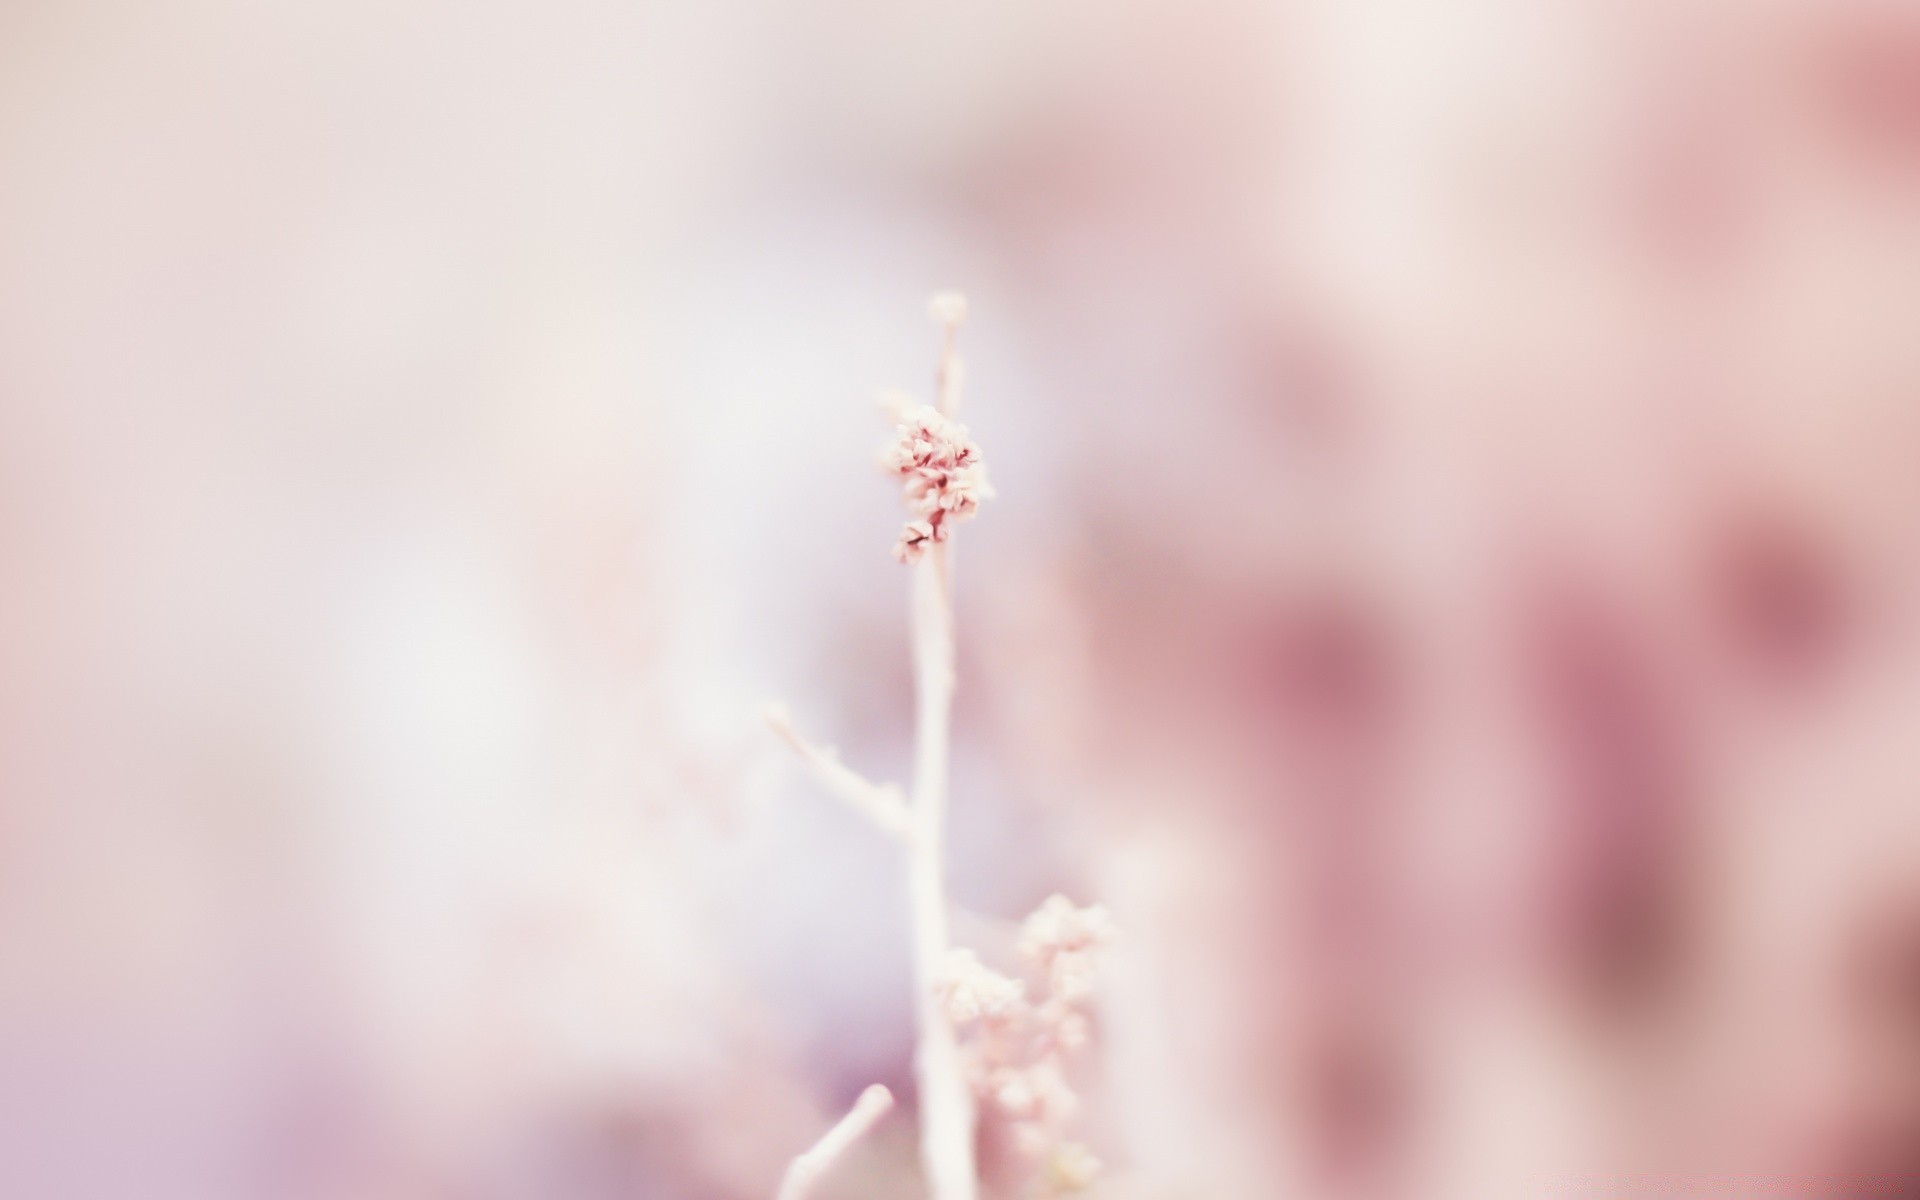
777 1084 895 1200
765 705 919 844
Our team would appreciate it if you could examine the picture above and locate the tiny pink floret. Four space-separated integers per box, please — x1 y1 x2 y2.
885 405 992 562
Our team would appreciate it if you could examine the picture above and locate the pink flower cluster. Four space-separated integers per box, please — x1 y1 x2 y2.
883 405 992 563
1018 894 1117 1007
937 895 1115 1191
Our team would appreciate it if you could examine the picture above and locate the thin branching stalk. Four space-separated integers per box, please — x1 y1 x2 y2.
776 1085 894 1200
763 705 919 846
771 294 985 1200
907 296 976 1200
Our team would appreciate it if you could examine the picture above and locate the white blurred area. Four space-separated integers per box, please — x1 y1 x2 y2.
2 0 1919 1197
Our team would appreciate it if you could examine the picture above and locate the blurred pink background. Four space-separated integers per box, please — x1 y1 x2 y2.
2 0 1918 1196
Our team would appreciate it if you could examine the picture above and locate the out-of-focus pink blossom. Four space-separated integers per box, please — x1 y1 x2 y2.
938 896 1114 1192
939 948 1027 1024
1018 895 1115 956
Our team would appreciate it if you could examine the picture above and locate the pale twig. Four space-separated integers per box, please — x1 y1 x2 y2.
776 1084 895 1200
930 291 966 417
905 410 975 1200
907 292 978 1200
770 293 982 1200
907 541 974 1200
764 705 918 844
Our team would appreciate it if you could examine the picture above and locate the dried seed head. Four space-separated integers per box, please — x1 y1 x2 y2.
883 404 992 562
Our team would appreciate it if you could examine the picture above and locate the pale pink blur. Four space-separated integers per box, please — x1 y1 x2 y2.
1 0 1917 1197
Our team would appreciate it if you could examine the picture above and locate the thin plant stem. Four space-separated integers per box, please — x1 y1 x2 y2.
907 540 974 1200
762 705 918 845
770 293 982 1200
776 1085 895 1200
906 297 976 1200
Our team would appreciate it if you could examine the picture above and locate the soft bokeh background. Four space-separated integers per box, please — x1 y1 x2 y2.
3 0 1919 1196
